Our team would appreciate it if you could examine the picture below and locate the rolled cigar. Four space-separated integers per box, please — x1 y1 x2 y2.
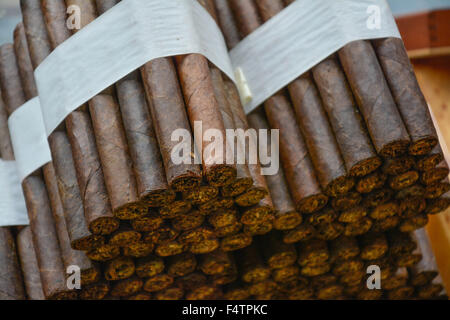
338 206 368 224
421 161 449 186
297 239 329 267
388 231 417 257
359 233 388 260
247 108 302 230
409 229 440 287
213 0 241 49
235 242 271 283
255 0 355 194
373 38 438 155
13 23 37 99
211 262 238 287
198 196 234 213
0 228 25 300
356 171 387 194
155 241 187 257
425 190 450 215
166 252 197 277
171 211 204 232
388 171 419 190
395 251 422 268
226 0 328 213
300 263 331 277
371 216 401 233
243 220 273 236
282 223 316 244
108 223 141 247
210 67 253 198
216 221 243 238
416 144 446 172
310 274 336 290
307 207 337 226
399 214 429 233
424 178 450 199
332 258 364 277
175 52 237 186
362 188 393 208
0 94 12 158
224 283 250 300
183 185 218 205
261 232 297 269
316 283 344 300
140 58 202 191
86 244 120 262
220 233 252 252
199 249 234 275
370 201 399 220
122 241 154 258
338 40 411 158
356 288 383 300
96 1 176 208
387 286 414 300
16 227 45 300
176 272 207 292
340 270 365 287
396 185 426 218
314 221 344 241
143 274 174 293
186 285 223 300
289 287 314 300
416 282 445 300
43 163 100 285
154 285 185 300
21 1 109 245
331 192 362 211
329 236 360 262
131 212 163 232
135 255 164 278
312 56 382 177
159 199 192 219
79 281 110 300
208 208 239 230
383 156 416 176
110 276 143 298
343 217 373 237
247 279 277 296
104 257 135 281
366 257 396 280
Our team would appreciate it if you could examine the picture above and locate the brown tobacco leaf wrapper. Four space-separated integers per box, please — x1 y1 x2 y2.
172 211 205 232
48 132 104 250
141 58 202 191
288 74 354 196
23 177 77 300
13 23 37 99
213 0 241 49
43 163 100 285
382 267 409 290
211 67 253 198
176 53 236 186
0 228 25 300
312 57 381 177
247 108 302 230
338 40 411 158
89 94 145 219
224 283 250 300
370 201 399 220
235 242 271 283
116 71 176 207
373 38 438 155
0 94 13 159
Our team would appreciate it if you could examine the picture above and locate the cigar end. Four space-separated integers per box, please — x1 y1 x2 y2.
350 156 382 177
296 194 328 214
141 189 176 207
114 201 148 220
273 211 303 230
221 177 254 198
89 216 120 235
206 165 237 187
71 234 105 251
409 136 438 156
380 140 410 158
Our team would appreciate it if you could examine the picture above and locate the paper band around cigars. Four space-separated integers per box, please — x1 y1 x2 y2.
1 0 401 226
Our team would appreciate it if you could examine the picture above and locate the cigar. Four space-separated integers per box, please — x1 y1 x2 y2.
395 251 422 268
96 0 176 207
86 244 120 262
216 221 243 238
175 52 236 186
289 287 314 300
198 196 234 213
141 59 202 191
0 94 13 159
409 229 440 287
388 171 419 190
366 257 395 280
135 255 165 278
421 161 449 186
247 279 277 296
331 192 362 211
312 56 382 177
21 1 112 244
362 188 393 208
154 285 185 300
176 272 208 292
210 263 238 286
329 236 360 263
43 162 100 285
166 252 197 277
300 263 331 278
343 217 373 237
359 233 388 261
247 108 302 230
16 227 44 300
213 0 241 49
371 216 401 233
338 40 411 157
243 220 273 236
261 232 297 269
79 281 110 300
122 241 154 258
314 221 345 241
316 283 344 300
208 208 239 230
183 185 219 205
143 274 174 293
223 283 250 300
356 288 383 300
13 23 37 100
282 223 316 244
0 228 25 300
104 257 135 281
396 184 426 218
186 285 223 300
235 241 271 283
131 212 163 232
199 249 234 275
399 214 429 233
155 241 186 257
108 223 141 247
416 282 445 300
110 276 143 298
220 233 252 252
387 286 414 300
425 190 450 215
227 0 328 214
370 201 400 220
424 178 450 199
356 171 387 194
159 199 192 219
307 207 337 226
388 231 417 257
210 67 253 198
338 206 368 224
297 239 329 267
416 144 446 172
373 38 438 155
127 292 152 300
171 210 205 232
383 156 416 176
332 258 364 277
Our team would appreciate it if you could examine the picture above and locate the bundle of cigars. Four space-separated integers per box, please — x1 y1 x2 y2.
0 0 448 300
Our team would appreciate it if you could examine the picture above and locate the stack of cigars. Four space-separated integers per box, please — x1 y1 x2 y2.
0 0 448 300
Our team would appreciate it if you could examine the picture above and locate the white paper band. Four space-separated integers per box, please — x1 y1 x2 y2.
230 0 401 114
0 160 29 226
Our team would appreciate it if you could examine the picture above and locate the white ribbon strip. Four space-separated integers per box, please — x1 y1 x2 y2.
230 0 401 114
0 160 29 226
